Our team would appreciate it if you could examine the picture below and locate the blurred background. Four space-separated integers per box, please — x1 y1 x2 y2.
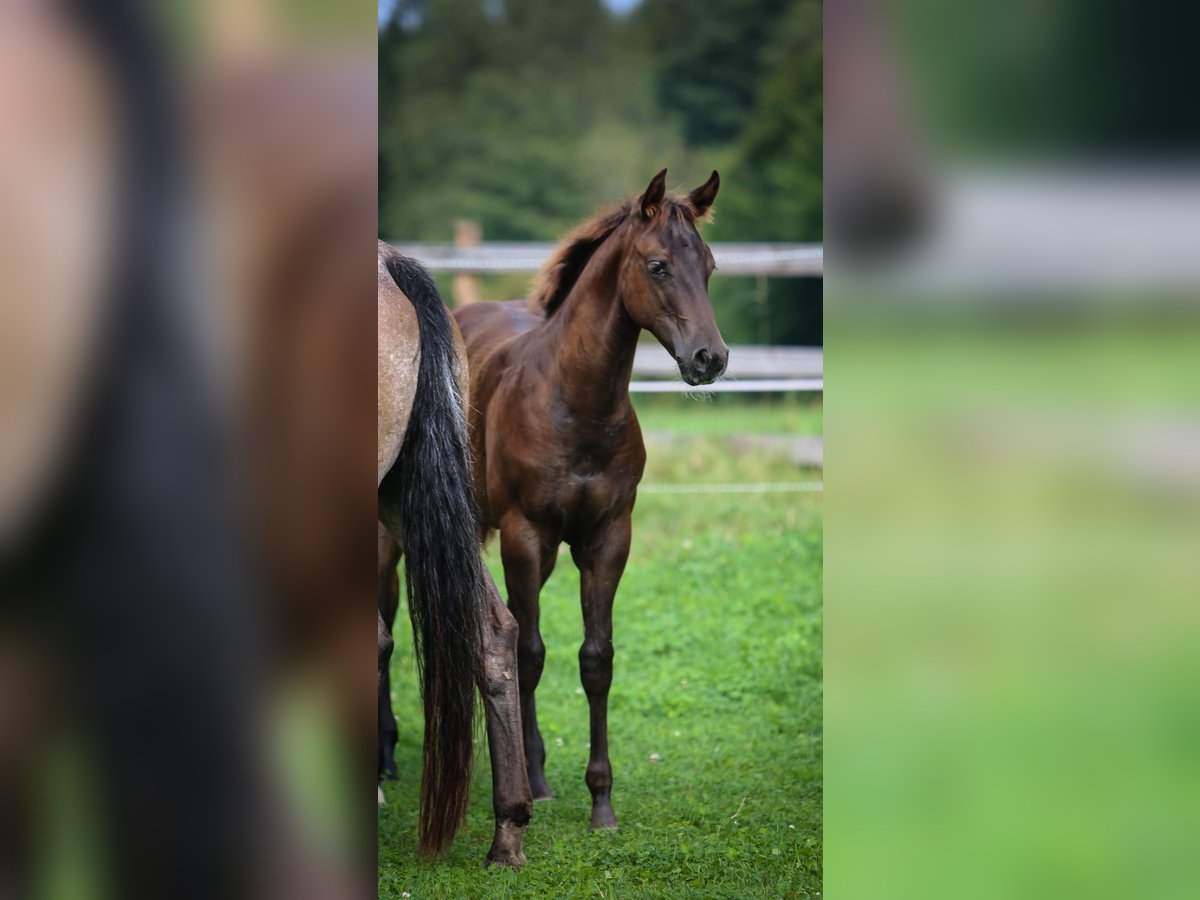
826 2 1200 899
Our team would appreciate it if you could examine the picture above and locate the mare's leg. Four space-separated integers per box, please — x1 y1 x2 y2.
478 569 533 867
377 530 401 782
377 610 394 803
499 514 556 800
571 514 631 830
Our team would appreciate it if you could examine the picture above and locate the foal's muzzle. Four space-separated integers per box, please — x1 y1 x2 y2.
678 346 728 386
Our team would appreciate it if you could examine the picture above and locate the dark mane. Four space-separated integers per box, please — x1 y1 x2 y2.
530 194 704 316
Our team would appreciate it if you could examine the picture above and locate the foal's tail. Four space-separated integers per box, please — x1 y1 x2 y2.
380 247 483 857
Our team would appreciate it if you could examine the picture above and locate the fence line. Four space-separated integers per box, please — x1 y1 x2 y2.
389 241 823 277
639 482 823 494
385 239 824 393
630 346 822 393
632 345 821 379
630 378 822 393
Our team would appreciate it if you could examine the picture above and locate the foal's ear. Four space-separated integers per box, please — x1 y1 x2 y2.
689 170 720 217
640 168 668 219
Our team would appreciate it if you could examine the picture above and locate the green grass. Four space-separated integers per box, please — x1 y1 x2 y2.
379 399 823 898
632 393 823 437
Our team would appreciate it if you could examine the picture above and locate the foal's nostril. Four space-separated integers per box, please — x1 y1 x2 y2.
693 348 711 370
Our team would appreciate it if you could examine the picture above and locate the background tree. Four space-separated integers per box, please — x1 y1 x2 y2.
379 0 823 344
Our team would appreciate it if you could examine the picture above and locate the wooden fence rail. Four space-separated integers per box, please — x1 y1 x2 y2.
383 240 824 393
629 345 822 393
388 241 823 277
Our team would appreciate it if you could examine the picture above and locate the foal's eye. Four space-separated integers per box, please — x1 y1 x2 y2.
647 259 668 278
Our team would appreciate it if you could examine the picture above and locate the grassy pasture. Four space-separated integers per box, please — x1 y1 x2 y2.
379 395 822 898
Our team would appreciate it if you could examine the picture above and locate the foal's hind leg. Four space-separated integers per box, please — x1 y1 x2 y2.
499 514 557 800
478 570 533 867
571 515 631 831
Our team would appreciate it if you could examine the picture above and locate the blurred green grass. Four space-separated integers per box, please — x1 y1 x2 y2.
379 397 823 897
826 319 1200 900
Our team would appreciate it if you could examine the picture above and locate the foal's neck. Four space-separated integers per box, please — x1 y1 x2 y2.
538 228 640 423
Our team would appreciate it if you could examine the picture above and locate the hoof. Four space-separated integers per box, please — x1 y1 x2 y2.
589 807 619 831
380 750 398 781
484 821 527 869
529 774 554 802
484 850 527 869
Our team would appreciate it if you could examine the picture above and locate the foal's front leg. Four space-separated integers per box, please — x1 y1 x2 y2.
478 569 533 867
572 514 631 831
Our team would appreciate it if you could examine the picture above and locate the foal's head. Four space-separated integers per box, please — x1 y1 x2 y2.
532 169 730 386
619 169 728 385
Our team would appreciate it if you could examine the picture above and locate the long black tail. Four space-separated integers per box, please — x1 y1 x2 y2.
379 248 483 857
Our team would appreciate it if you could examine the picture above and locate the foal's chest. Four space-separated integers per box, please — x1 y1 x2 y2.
526 434 645 533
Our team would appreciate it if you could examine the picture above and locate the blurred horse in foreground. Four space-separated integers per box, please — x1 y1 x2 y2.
2 2 379 896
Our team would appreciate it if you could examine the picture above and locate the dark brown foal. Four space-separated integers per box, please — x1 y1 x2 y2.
454 170 728 830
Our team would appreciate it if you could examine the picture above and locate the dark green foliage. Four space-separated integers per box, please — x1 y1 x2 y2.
636 0 793 147
713 0 822 243
378 0 822 344
709 0 823 345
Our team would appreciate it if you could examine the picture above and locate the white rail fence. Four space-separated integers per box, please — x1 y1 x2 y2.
389 241 823 277
389 240 824 394
628 345 822 393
